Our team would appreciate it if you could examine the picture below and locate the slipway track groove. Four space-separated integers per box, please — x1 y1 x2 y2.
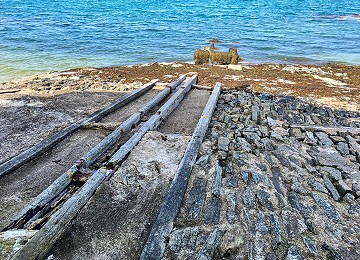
2 75 220 259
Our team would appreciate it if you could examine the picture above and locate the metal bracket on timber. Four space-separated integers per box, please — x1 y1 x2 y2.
140 82 222 260
9 75 198 260
4 75 186 232
0 79 159 178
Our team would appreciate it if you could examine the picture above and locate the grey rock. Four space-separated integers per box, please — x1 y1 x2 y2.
343 193 355 204
212 161 222 198
252 105 260 123
259 126 270 137
315 132 334 146
287 192 313 219
204 196 221 225
252 172 262 185
304 131 317 145
315 147 347 168
256 211 269 234
267 117 280 128
273 150 294 170
257 190 275 211
305 115 315 125
289 128 304 140
226 192 236 224
218 137 230 152
236 138 252 153
196 155 210 167
286 246 303 260
352 182 360 194
226 175 238 188
312 193 340 222
348 204 360 215
307 177 329 194
336 142 349 156
290 182 309 195
261 138 274 151
243 132 261 144
269 213 282 249
266 253 277 260
329 135 345 143
346 135 360 157
232 150 240 161
195 229 225 260
218 151 227 160
305 218 318 235
242 188 256 209
241 171 250 184
271 167 284 195
281 207 307 237
303 237 318 256
273 127 289 137
337 180 352 196
186 177 208 219
323 177 340 201
320 166 342 182
270 131 285 142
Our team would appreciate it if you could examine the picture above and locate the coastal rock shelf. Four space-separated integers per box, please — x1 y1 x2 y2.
163 91 360 259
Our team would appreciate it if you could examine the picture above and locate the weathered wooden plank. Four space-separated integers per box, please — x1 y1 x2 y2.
11 168 108 260
0 79 158 178
9 76 198 259
4 76 186 231
140 82 221 260
290 124 360 134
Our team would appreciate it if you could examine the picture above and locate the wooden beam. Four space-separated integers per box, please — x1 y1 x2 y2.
11 168 108 260
10 76 197 259
140 83 221 260
290 124 360 134
4 76 186 231
0 79 158 178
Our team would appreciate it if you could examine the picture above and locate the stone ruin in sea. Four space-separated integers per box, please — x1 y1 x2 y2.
193 38 241 65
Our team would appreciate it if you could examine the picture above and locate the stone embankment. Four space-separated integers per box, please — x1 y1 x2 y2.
164 91 360 259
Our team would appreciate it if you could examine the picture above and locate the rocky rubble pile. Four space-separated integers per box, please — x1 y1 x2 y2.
164 91 360 259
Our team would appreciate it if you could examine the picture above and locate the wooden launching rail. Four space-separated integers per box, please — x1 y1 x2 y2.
290 124 360 134
0 80 158 177
10 75 198 260
140 82 222 259
4 75 186 231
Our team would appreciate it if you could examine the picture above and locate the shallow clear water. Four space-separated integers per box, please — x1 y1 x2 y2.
1 0 360 81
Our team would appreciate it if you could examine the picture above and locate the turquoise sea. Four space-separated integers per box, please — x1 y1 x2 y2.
1 0 360 82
